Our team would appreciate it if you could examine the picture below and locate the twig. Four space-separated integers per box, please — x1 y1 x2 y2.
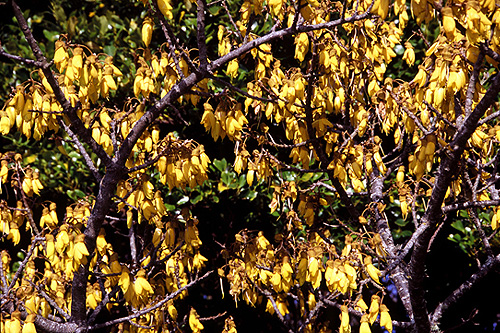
0 46 44 66
8 236 44 290
88 271 213 330
463 50 485 122
221 0 243 40
392 92 432 135
252 281 294 333
423 100 456 129
58 117 102 182
14 163 40 235
30 280 71 320
478 109 500 125
266 134 313 149
442 199 500 213
198 311 227 322
129 221 138 270
430 254 500 327
210 75 277 103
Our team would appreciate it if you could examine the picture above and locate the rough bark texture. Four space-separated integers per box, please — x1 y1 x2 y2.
409 55 500 333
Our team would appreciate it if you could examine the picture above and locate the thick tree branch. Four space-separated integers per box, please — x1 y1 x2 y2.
369 172 414 323
430 254 500 328
196 0 208 73
409 51 500 333
71 163 127 325
34 316 78 333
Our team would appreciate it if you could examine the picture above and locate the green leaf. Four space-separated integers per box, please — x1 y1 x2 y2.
191 194 203 204
237 175 246 188
242 190 258 201
43 29 59 42
394 218 409 227
103 45 117 56
451 220 465 233
213 158 227 172
164 203 176 211
208 5 221 15
221 171 233 185
67 189 85 200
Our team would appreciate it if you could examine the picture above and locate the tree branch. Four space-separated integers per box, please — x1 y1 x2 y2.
196 0 208 73
58 116 102 182
88 270 213 330
442 199 500 213
369 172 414 323
9 0 112 168
8 236 44 290
430 254 500 328
0 45 43 66
408 49 500 333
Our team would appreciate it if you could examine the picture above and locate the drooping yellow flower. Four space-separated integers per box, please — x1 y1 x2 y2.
360 314 371 333
402 42 415 66
295 33 309 62
340 305 351 333
157 0 173 19
134 269 153 296
379 304 393 332
73 233 89 268
364 256 381 284
368 295 380 324
142 17 153 47
189 308 204 332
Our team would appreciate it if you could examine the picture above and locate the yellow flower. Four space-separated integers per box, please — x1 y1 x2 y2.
402 42 415 66
142 17 153 47
157 0 173 19
379 304 393 332
189 308 204 332
364 256 381 284
295 33 309 62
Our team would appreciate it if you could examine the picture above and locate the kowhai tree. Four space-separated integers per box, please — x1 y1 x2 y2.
1 0 500 332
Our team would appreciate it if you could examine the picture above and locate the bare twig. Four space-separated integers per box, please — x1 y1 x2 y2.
443 199 500 213
462 50 485 122
0 46 44 66
430 254 500 328
58 117 102 182
88 271 213 330
9 236 44 290
30 280 71 321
